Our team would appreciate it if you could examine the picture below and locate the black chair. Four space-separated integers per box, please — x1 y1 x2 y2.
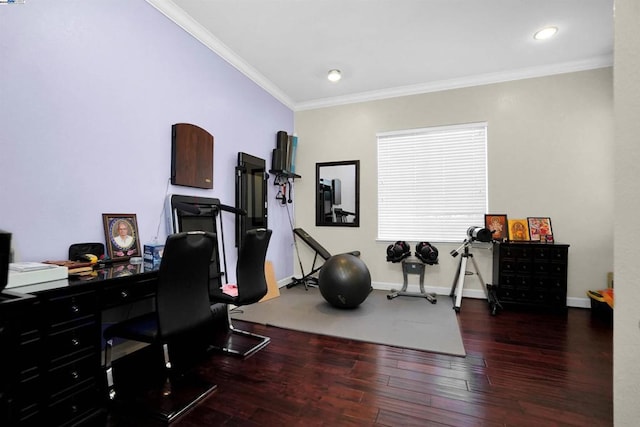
209 228 272 357
103 231 217 419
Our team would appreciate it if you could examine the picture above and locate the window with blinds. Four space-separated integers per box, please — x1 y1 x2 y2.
377 122 487 243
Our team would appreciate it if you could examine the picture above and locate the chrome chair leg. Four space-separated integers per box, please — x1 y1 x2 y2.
104 338 116 400
162 343 172 370
220 306 270 357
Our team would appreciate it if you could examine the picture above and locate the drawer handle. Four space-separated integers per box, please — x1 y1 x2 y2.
120 291 129 299
71 338 80 347
70 404 78 414
71 305 80 314
70 370 79 380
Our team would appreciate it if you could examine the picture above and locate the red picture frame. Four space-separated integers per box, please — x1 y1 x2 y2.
484 214 508 241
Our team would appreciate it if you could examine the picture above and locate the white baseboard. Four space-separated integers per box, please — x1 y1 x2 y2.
279 277 592 309
372 281 591 309
566 297 591 309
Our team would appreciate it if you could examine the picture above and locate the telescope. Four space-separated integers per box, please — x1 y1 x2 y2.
449 226 502 315
450 226 493 258
466 226 493 243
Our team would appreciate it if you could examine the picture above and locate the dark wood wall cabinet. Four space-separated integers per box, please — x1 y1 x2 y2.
492 241 569 311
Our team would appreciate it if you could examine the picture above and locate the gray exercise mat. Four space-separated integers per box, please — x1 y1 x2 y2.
231 286 466 357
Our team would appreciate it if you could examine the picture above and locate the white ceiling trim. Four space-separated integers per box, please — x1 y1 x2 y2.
146 0 612 113
145 0 295 110
296 55 613 111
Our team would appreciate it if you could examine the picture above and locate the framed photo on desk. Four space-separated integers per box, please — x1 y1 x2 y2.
102 213 141 261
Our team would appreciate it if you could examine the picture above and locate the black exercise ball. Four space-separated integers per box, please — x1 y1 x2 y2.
318 254 372 309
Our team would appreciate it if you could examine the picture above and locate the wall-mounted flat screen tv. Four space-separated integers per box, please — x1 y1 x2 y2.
236 152 267 248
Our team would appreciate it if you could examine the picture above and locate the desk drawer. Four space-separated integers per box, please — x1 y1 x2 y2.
101 279 155 308
47 353 98 400
47 383 101 427
47 321 98 364
13 373 43 425
47 290 97 329
18 327 41 377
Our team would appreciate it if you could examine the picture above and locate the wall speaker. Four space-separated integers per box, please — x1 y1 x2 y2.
276 130 288 151
272 149 285 171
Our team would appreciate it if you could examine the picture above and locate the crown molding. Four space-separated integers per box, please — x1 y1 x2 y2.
295 55 613 111
146 1 611 113
145 0 295 110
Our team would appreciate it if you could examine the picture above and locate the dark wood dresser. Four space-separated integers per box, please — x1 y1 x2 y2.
492 241 569 311
0 265 158 426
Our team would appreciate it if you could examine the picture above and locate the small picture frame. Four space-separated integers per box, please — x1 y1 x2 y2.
508 219 530 241
485 214 508 241
102 213 141 261
527 217 553 242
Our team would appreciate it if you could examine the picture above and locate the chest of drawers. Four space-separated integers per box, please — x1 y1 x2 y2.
1 265 159 426
492 242 569 310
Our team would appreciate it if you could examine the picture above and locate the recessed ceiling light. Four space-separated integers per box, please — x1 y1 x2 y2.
534 26 558 40
327 69 342 82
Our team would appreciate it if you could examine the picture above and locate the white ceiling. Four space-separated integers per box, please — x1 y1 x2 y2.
148 0 614 111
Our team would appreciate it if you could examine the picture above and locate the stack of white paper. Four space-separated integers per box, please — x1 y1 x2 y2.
7 263 68 288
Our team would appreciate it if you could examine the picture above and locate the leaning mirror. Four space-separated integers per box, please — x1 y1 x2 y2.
316 160 360 227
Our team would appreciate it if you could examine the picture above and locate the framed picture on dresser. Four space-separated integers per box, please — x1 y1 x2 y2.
484 214 508 241
102 213 141 261
527 217 553 242
507 219 530 241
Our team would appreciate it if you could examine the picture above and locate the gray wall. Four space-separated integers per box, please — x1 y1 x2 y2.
614 0 640 424
294 68 614 304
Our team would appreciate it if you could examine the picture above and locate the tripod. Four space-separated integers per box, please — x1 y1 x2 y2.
449 240 502 315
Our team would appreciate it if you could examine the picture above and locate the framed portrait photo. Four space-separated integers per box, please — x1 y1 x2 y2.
102 213 141 261
527 217 553 242
485 214 508 242
507 219 530 241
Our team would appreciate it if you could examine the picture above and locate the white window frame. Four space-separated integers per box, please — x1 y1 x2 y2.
377 122 488 243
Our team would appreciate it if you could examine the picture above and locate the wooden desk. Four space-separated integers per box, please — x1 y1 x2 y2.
0 263 158 427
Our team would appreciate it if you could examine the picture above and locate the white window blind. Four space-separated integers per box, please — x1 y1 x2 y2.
377 122 487 242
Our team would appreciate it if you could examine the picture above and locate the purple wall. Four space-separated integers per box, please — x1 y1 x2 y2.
0 0 294 282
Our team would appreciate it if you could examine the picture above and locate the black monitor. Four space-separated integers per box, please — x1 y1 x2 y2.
236 152 267 248
1 229 11 292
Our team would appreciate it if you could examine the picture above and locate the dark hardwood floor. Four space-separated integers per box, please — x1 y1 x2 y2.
104 298 612 426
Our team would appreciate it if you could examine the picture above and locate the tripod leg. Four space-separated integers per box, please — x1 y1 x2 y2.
469 256 502 315
451 256 467 312
469 256 486 289
450 256 463 298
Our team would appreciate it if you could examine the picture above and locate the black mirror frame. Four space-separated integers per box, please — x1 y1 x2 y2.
315 160 360 227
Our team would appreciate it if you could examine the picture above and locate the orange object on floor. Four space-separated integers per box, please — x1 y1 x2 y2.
587 288 614 309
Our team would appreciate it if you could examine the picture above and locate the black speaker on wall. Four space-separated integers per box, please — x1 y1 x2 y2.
276 131 288 151
273 130 290 172
272 149 285 171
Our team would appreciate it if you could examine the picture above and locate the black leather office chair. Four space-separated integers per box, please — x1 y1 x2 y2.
209 228 272 357
103 231 217 408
